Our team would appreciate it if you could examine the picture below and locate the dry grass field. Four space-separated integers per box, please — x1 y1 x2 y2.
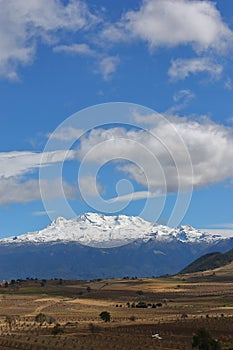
0 272 233 349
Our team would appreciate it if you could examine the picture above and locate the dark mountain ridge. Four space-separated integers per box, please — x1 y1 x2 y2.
180 248 233 274
1 238 233 281
1 213 233 280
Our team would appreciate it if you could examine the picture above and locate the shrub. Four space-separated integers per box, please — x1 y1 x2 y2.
5 315 16 328
52 323 64 335
99 311 111 322
136 301 148 308
136 290 144 295
192 328 221 350
35 313 47 324
35 313 55 325
129 315 137 321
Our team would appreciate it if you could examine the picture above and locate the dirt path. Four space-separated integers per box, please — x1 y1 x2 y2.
25 297 61 316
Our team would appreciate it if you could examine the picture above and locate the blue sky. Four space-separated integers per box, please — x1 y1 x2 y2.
0 0 233 238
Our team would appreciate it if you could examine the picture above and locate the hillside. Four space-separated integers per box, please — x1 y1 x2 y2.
180 248 233 274
0 213 232 280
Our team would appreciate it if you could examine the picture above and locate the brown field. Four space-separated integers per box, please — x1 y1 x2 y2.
0 273 233 349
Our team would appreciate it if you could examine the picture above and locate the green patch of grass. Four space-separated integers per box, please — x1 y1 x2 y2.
18 286 42 293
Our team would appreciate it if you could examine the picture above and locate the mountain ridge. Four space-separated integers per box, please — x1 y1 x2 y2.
180 248 233 274
0 212 226 248
0 213 232 280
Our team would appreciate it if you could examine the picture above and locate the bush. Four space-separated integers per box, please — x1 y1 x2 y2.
35 313 47 324
192 328 221 350
129 315 136 321
52 324 64 335
99 311 111 322
136 290 144 295
5 315 16 328
35 313 55 325
136 301 148 308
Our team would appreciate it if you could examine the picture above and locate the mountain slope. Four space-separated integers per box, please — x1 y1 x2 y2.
0 213 232 280
180 248 233 274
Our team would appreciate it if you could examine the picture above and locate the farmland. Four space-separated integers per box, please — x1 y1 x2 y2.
0 273 233 349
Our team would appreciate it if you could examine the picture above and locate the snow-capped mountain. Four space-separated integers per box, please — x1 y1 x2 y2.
0 213 232 281
0 212 224 248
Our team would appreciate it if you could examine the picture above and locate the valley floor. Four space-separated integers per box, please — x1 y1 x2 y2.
0 274 233 349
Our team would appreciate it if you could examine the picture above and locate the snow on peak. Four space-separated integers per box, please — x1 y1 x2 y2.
52 216 68 225
0 213 225 248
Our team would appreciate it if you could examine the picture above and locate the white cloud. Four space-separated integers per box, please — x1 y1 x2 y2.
101 25 126 43
132 111 163 126
0 177 76 205
98 56 119 80
78 175 104 197
76 117 233 193
0 149 77 205
0 0 232 80
224 78 233 90
109 190 162 203
173 89 195 103
103 0 233 53
168 57 223 80
47 127 84 142
205 223 233 229
53 43 95 56
0 0 98 79
201 229 233 238
0 150 75 178
165 89 195 114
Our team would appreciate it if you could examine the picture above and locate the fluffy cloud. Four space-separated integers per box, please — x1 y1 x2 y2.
0 177 75 205
76 117 233 193
97 56 119 80
47 127 84 142
78 175 105 197
0 0 97 79
202 228 233 238
54 46 119 80
168 57 223 80
0 149 76 205
206 223 233 229
103 0 233 53
0 150 75 178
1 0 232 81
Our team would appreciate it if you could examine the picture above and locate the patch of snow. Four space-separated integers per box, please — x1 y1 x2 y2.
0 213 226 248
